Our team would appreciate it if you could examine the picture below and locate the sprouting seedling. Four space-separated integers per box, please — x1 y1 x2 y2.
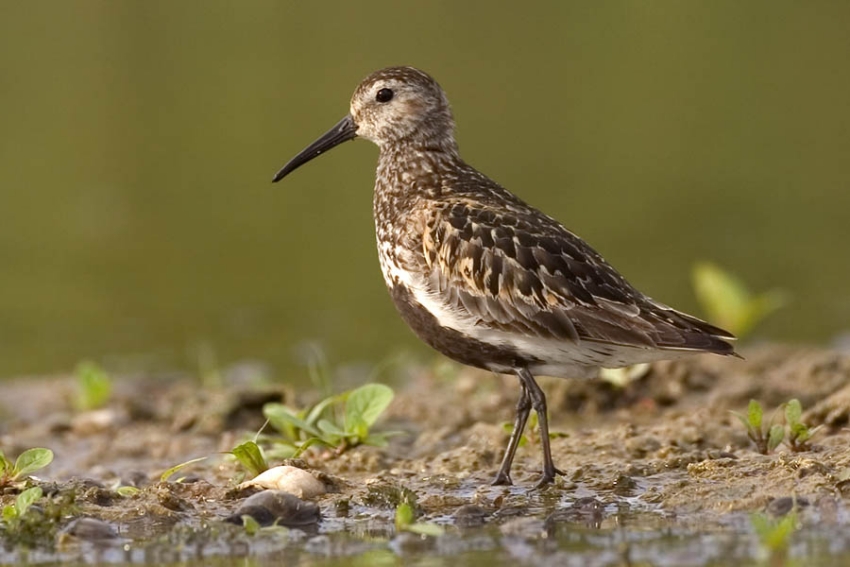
1 487 43 531
231 441 269 477
237 514 288 537
73 361 113 411
752 508 797 564
783 399 822 452
395 501 444 537
692 261 788 339
0 448 54 487
262 383 400 459
159 456 208 483
732 400 784 455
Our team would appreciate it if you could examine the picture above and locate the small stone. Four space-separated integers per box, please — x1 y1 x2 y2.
63 517 119 541
226 490 321 527
545 497 605 530
453 504 490 527
238 465 326 498
624 434 661 458
765 496 809 517
71 408 124 435
610 474 638 496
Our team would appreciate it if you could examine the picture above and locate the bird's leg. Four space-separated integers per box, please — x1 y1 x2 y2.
517 368 564 488
491 378 532 486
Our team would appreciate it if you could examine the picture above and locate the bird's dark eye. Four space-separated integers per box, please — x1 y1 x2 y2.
375 88 394 103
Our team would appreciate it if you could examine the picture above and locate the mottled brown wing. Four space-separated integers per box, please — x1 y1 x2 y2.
422 200 735 354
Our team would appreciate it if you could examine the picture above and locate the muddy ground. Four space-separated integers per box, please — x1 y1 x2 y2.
2 342 850 566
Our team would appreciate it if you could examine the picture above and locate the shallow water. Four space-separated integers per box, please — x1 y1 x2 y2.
6 494 850 566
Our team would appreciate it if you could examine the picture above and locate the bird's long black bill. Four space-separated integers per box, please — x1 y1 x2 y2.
272 115 358 182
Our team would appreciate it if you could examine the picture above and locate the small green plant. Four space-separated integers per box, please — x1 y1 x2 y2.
732 400 784 455
1 487 43 531
73 361 113 411
237 513 288 536
159 456 208 483
193 341 223 388
752 508 797 565
0 448 54 487
262 383 398 458
783 399 822 452
395 501 445 537
231 441 269 477
115 485 141 497
241 514 261 536
733 399 822 455
692 261 787 338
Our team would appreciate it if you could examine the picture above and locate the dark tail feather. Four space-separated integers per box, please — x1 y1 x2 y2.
658 309 740 357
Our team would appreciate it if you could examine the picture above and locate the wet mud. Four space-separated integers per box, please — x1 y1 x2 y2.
2 343 850 565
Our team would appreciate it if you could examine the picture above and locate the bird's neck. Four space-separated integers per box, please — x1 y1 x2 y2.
372 139 460 231
379 132 459 159
375 141 461 198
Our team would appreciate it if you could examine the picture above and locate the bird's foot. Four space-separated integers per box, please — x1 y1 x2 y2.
491 471 513 486
533 466 565 489
533 474 556 489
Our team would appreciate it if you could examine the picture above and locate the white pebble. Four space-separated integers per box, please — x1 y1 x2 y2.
238 465 326 498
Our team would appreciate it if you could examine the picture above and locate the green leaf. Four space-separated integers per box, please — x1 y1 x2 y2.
0 449 9 473
693 262 751 335
3 505 16 523
785 399 802 426
317 419 348 437
752 510 797 551
730 411 750 430
345 383 394 431
116 486 140 497
395 501 444 536
13 448 54 480
160 456 207 483
789 422 809 442
262 403 296 435
264 404 321 438
692 261 787 338
74 360 113 411
15 486 42 516
291 436 330 458
262 442 298 461
395 502 415 529
304 395 341 427
741 291 789 338
768 424 785 452
231 441 268 477
362 434 390 448
242 514 261 535
747 400 763 429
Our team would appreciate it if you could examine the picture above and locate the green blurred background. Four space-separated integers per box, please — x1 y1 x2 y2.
1 2 848 380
